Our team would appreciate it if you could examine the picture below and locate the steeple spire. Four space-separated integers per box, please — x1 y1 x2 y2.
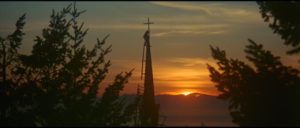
139 17 159 126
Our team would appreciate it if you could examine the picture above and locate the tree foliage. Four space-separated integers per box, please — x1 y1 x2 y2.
208 39 300 126
0 13 27 125
0 3 135 126
257 1 300 54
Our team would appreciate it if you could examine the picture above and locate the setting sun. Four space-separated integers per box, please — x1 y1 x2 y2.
182 91 193 96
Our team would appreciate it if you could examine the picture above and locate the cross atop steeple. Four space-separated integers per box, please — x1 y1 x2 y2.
144 17 154 31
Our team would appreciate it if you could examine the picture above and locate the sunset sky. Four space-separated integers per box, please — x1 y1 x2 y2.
1 1 299 96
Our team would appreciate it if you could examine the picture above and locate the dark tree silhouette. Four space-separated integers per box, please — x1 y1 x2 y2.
207 39 300 126
1 3 134 126
257 1 300 54
0 13 30 125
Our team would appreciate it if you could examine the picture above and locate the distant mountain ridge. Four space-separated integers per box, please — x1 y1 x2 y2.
120 93 236 126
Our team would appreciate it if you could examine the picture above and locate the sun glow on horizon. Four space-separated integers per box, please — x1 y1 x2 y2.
158 89 220 96
182 91 193 96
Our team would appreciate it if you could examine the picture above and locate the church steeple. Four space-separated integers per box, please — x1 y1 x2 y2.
139 17 159 126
